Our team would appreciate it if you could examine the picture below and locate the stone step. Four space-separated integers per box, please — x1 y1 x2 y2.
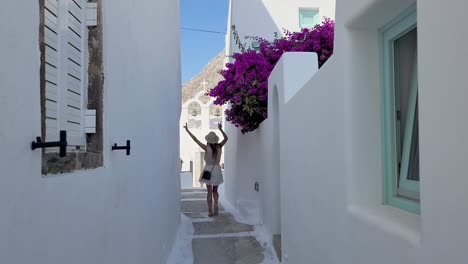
181 188 206 193
181 192 207 200
192 213 254 235
192 236 265 264
183 212 206 219
181 200 224 213
173 190 276 263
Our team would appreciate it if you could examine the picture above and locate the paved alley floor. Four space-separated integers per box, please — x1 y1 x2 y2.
167 188 279 264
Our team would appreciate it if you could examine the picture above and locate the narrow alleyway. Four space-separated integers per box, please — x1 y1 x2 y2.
167 188 279 264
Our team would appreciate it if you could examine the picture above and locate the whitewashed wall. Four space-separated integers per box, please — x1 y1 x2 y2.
418 0 468 262
224 0 336 226
224 0 468 263
224 53 319 230
0 1 181 263
226 0 336 56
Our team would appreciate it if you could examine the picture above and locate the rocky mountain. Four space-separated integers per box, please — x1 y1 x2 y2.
182 49 226 104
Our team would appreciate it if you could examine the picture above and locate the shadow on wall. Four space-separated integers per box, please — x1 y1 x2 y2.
228 0 282 54
225 50 323 262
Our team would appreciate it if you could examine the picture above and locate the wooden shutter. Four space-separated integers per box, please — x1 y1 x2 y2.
44 0 87 146
44 0 60 141
63 0 87 145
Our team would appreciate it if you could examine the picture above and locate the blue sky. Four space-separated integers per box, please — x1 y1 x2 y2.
180 0 229 83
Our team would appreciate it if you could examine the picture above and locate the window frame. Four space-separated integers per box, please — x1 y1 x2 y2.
251 41 260 51
40 0 104 175
379 4 420 214
299 8 320 29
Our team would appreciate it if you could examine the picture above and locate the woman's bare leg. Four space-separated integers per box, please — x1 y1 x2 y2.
206 185 213 216
213 186 219 216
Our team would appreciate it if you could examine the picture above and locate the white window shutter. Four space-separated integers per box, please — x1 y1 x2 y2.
44 0 88 146
44 0 60 141
63 0 87 146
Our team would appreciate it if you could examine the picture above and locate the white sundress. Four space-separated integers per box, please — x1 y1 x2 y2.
199 145 224 186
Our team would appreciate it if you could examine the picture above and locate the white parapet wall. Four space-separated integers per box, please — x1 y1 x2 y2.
223 52 319 229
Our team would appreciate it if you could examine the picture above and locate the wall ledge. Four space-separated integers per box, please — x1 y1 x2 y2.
347 204 421 247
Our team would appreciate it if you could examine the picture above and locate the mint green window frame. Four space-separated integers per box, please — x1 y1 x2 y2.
299 9 319 28
380 4 420 214
251 41 260 51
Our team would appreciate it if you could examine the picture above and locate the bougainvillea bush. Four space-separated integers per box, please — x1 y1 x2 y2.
210 18 335 133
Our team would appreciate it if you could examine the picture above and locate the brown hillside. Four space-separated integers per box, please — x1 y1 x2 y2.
182 49 226 104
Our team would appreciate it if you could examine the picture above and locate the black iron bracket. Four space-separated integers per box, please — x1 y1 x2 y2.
31 130 68 157
112 140 131 156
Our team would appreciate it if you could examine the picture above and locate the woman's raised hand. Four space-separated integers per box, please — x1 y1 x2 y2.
218 122 228 145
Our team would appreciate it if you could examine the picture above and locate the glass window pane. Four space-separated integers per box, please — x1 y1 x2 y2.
251 41 260 51
395 28 417 155
299 9 319 28
407 101 419 182
393 28 419 200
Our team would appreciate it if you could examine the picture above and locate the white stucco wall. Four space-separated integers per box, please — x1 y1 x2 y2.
224 0 336 226
224 0 468 263
227 0 336 56
0 1 181 263
418 0 468 262
223 53 319 230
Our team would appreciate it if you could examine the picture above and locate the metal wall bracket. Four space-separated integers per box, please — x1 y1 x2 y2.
112 140 131 156
31 130 68 157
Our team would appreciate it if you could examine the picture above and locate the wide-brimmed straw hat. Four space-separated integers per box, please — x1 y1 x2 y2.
205 132 219 144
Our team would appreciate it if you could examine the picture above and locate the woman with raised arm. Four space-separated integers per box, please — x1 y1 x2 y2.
183 122 228 217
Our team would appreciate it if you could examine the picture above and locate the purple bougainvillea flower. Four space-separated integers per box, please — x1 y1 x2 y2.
209 18 335 133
